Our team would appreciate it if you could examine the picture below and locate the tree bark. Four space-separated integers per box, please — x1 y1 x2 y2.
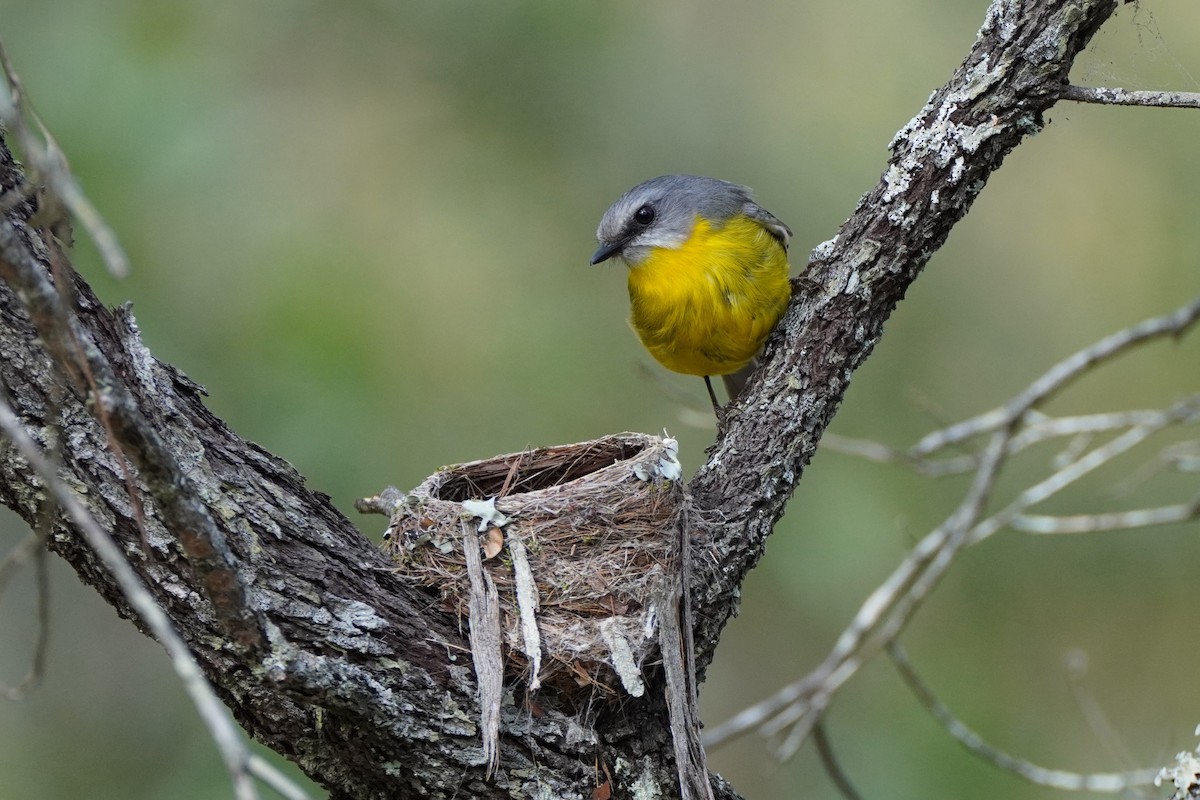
0 2 1118 797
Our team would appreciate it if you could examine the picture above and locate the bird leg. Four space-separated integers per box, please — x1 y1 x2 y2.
703 376 723 418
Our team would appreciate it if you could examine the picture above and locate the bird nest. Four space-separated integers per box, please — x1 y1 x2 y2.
360 432 685 700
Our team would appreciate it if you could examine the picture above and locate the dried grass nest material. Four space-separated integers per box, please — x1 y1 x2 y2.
378 431 685 697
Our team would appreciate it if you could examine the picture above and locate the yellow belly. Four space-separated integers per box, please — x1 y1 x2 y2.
626 215 790 377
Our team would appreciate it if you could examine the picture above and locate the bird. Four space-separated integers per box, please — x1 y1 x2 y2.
590 174 792 414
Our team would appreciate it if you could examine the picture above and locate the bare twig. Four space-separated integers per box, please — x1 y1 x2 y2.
818 433 919 469
245 755 311 800
1064 650 1140 775
0 41 130 278
889 643 1159 793
0 391 309 800
812 718 864 800
1117 440 1200 494
0 213 266 652
1012 494 1200 534
826 405 1199 478
1063 85 1200 109
911 298 1200 459
705 430 1013 753
710 300 1200 756
0 528 49 700
966 396 1200 546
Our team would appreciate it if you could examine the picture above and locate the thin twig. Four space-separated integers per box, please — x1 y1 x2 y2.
1012 495 1200 535
1063 650 1140 775
745 399 1199 752
710 301 1200 755
829 407 1200 536
1062 85 1200 109
888 643 1160 793
1116 440 1200 495
0 41 130 278
0 391 310 800
0 213 266 652
826 405 1199 478
813 718 865 800
0 527 49 700
911 298 1200 459
966 397 1200 546
818 433 917 469
706 430 1014 753
245 755 312 800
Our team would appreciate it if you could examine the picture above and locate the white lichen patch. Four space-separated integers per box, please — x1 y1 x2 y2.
1157 727 1200 798
633 436 681 482
881 163 911 203
626 757 666 800
330 597 386 630
461 497 510 531
809 235 839 261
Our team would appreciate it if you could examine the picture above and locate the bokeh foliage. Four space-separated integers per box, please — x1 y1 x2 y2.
0 1 1198 797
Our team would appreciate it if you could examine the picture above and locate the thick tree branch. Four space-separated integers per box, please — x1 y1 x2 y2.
0 1 1130 797
0 133 675 798
0 389 296 800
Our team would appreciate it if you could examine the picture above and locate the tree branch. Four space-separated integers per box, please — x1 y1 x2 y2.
0 389 298 800
687 0 1120 672
1062 84 1200 109
0 219 267 653
704 298 1200 754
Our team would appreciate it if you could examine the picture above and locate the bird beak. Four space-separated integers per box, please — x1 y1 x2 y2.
590 240 624 265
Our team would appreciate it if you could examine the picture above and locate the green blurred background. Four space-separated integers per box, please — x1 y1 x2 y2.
0 1 1198 798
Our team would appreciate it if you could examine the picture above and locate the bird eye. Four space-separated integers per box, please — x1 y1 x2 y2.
633 204 655 226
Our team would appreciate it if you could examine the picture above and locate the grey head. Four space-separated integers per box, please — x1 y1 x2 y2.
590 174 791 266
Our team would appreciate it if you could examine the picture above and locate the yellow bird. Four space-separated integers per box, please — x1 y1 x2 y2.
591 175 792 412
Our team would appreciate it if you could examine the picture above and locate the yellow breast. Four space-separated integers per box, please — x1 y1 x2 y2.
626 215 790 377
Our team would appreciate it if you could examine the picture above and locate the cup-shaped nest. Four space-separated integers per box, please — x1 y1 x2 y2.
380 432 685 698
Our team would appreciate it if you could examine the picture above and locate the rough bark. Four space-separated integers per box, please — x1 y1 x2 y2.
0 2 1118 798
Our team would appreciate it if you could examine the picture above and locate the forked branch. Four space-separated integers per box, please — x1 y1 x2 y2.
707 298 1200 791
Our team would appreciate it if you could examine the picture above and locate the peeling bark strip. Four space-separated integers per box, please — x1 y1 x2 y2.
462 524 503 777
0 2 1120 798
